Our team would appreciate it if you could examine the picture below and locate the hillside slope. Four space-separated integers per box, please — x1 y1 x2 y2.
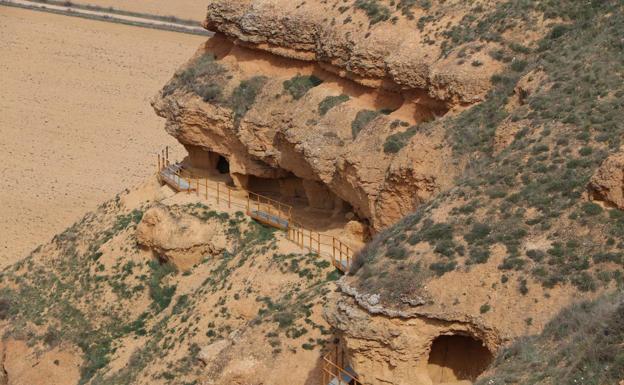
2 1 624 385
476 292 624 385
325 1 624 384
0 179 340 385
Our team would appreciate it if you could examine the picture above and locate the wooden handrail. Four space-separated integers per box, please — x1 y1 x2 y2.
322 345 361 385
157 153 357 272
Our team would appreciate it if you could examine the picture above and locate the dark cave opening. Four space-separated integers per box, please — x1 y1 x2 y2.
216 155 230 174
427 334 493 384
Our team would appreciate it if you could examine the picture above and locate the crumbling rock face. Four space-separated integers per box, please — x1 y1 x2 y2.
136 204 229 270
203 0 502 105
324 291 500 385
587 151 624 209
153 35 458 230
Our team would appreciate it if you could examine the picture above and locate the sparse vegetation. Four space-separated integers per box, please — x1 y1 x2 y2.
283 75 323 100
318 94 349 116
230 76 268 126
163 53 227 102
476 292 624 385
354 0 391 25
351 109 380 138
351 0 624 308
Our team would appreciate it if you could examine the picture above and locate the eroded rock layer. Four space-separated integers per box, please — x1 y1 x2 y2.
152 33 466 230
203 0 503 105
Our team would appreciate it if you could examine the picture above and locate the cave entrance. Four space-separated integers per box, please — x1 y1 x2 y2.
216 155 230 174
427 335 493 384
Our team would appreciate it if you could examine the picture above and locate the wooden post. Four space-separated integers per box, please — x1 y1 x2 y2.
317 235 321 255
165 146 169 166
246 194 250 214
268 204 272 224
157 154 161 172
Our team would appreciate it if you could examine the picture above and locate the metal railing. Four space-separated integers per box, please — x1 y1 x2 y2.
156 147 356 273
322 344 361 385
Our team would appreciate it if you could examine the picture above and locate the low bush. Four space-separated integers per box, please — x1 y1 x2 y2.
148 260 177 311
283 75 323 100
230 76 268 126
351 109 380 138
354 0 391 24
429 261 457 276
318 94 349 116
164 53 227 102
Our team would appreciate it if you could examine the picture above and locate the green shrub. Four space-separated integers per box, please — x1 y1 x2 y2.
511 59 528 72
148 260 177 311
386 245 408 260
468 247 490 264
421 222 454 242
318 94 349 115
383 125 420 154
351 110 380 138
283 75 323 100
464 223 491 243
165 53 227 102
273 311 296 328
480 303 491 314
581 202 603 216
354 0 391 24
230 76 268 126
429 261 457 276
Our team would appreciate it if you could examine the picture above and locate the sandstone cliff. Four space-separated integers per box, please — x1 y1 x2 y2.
152 1 624 385
152 0 531 231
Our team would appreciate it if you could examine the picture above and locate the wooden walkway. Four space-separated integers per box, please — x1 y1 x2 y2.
158 148 362 385
157 149 356 273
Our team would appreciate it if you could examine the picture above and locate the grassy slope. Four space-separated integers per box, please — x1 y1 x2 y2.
351 0 624 303
0 191 338 384
476 292 624 385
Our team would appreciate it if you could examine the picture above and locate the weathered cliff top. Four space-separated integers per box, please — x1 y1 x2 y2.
203 0 525 105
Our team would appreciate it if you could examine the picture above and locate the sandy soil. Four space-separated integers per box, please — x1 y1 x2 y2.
70 0 206 22
0 6 205 266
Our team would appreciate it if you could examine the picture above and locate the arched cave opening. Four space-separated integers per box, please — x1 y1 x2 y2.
427 334 493 384
216 155 230 174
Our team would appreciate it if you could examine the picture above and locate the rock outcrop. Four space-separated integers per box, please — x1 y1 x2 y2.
137 204 230 270
150 1 519 231
152 33 460 230
203 0 501 105
587 151 624 209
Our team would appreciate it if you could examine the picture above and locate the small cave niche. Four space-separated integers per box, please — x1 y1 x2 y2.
216 155 230 174
427 334 493 384
247 174 308 205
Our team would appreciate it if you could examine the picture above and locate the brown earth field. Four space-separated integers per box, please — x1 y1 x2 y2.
0 5 205 266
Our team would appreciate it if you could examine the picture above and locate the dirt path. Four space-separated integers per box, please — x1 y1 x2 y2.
2 0 209 35
70 0 205 22
0 6 205 266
